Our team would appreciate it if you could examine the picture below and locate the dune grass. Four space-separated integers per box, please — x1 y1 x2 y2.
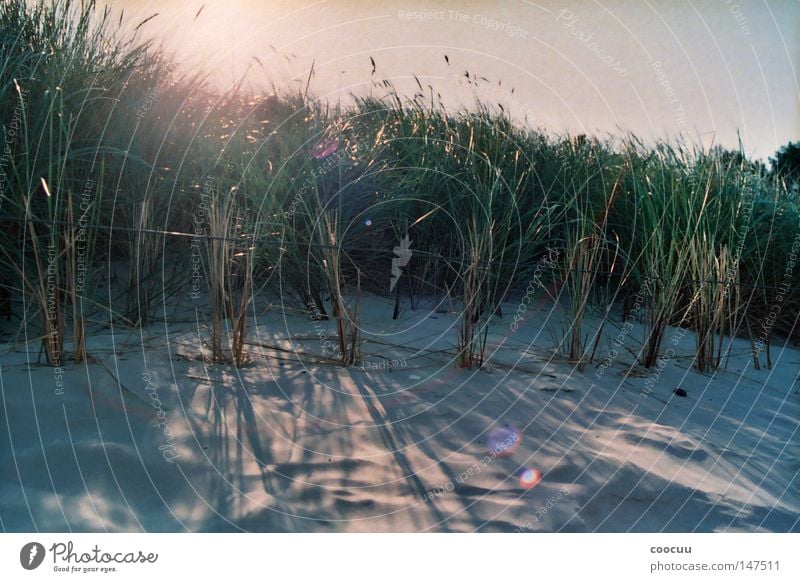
1 0 798 378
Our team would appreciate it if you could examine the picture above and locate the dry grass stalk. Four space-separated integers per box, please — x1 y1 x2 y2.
206 188 252 366
64 190 85 363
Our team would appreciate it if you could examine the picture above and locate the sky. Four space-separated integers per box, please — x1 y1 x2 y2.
106 0 799 161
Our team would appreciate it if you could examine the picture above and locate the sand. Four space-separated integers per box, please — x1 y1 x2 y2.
1 295 798 532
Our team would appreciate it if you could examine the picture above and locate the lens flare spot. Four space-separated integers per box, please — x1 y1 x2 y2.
365 219 372 226
311 138 339 159
519 467 541 489
487 425 522 458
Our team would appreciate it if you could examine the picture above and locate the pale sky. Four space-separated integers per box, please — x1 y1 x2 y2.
108 0 799 161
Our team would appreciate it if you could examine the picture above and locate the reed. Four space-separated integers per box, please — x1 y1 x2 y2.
0 0 152 362
60 174 104 363
617 142 697 368
203 185 254 366
557 139 625 369
681 151 755 371
312 167 363 366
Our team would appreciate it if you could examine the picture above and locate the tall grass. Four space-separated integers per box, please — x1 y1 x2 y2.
681 152 752 371
0 0 152 360
556 138 625 369
204 186 253 366
1 0 798 381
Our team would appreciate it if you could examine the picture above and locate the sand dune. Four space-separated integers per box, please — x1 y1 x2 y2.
1 296 798 532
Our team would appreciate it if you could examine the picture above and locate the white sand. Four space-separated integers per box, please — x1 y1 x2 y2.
1 295 798 532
